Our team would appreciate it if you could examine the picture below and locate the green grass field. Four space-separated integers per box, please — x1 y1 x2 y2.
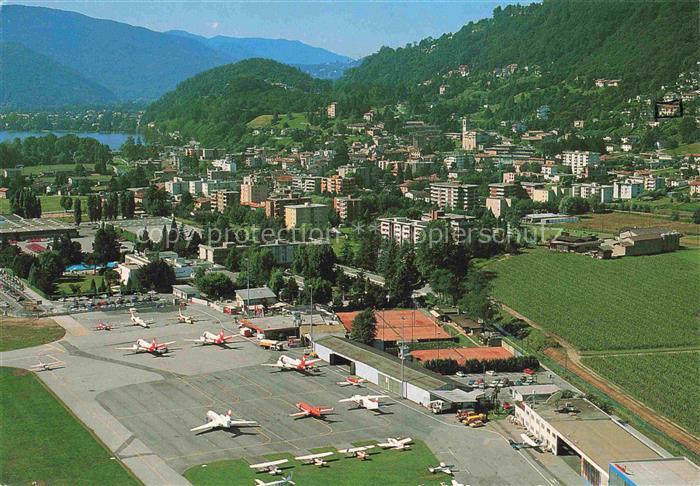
184 440 449 485
0 318 65 352
486 247 700 351
0 367 138 485
247 112 311 130
583 352 700 435
664 142 700 156
55 274 106 296
0 195 89 214
561 211 700 236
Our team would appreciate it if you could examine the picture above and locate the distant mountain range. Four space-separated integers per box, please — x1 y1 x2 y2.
0 4 355 110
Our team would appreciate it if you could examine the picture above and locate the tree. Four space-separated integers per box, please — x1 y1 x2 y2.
458 272 495 322
60 195 73 212
693 208 700 225
69 283 81 295
269 269 285 295
301 278 333 305
133 259 175 293
280 277 299 303
104 192 119 220
143 186 170 216
195 272 235 300
10 187 41 218
387 246 419 306
679 116 698 144
28 251 65 294
52 233 82 266
559 196 590 215
73 198 82 226
90 278 98 296
120 191 136 219
350 308 377 345
92 224 120 264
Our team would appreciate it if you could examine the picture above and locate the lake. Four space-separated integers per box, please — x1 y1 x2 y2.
0 131 136 150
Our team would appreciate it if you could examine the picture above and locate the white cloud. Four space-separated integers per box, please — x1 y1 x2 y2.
210 21 219 30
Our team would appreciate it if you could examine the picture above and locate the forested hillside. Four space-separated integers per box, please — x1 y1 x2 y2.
142 59 331 146
343 0 697 93
0 43 116 109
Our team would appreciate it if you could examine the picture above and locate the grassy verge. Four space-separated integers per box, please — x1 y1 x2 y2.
55 274 106 296
184 440 448 486
0 317 65 352
0 367 139 485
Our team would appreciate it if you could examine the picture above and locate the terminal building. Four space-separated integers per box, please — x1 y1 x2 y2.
512 396 697 486
313 335 486 410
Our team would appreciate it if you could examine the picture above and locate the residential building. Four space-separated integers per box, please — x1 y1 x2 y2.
489 183 520 199
291 175 322 193
531 188 555 203
430 182 478 211
333 196 361 221
443 153 466 170
689 180 700 196
321 175 355 195
486 197 512 218
571 183 614 203
240 176 270 205
536 105 550 120
284 203 329 229
0 187 8 199
265 192 312 219
379 217 428 245
562 151 601 177
613 181 644 200
215 190 240 213
327 102 337 119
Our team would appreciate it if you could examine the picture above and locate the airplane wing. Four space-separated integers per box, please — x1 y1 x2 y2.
190 422 216 432
230 420 258 426
336 381 352 386
337 397 357 403
294 452 333 461
377 442 393 448
289 411 310 418
250 459 289 469
115 346 136 351
367 395 390 400
261 363 283 368
184 338 204 343
157 341 176 348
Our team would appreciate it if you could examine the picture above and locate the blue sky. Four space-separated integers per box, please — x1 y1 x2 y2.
11 0 524 58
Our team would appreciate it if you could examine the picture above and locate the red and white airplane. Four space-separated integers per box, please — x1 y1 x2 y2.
378 437 413 450
94 321 115 331
117 338 175 356
262 355 322 373
289 402 335 420
190 409 257 434
336 376 367 387
338 394 389 411
185 328 235 346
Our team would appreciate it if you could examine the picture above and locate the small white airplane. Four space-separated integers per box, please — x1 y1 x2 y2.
116 338 175 356
429 462 455 475
254 474 295 486
294 451 333 466
190 410 258 434
520 433 541 448
30 360 65 372
337 445 374 460
262 354 322 373
336 376 367 387
249 459 289 475
377 437 413 450
185 328 235 347
338 394 389 411
128 308 153 328
177 309 196 324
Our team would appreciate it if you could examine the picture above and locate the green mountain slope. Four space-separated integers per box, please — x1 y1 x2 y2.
143 59 330 146
0 43 116 109
344 0 697 92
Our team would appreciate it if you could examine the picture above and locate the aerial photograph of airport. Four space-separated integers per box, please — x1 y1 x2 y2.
0 0 698 484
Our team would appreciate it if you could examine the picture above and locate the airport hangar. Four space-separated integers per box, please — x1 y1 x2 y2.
314 335 486 410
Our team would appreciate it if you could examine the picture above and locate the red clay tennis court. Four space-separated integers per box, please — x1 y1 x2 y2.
337 309 451 342
411 347 513 364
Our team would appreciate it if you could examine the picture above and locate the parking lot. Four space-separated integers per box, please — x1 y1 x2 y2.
0 303 564 485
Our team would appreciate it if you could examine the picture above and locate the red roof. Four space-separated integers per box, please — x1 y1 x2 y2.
411 347 513 364
26 243 47 253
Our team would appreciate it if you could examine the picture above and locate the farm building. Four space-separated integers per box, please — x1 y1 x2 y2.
548 233 602 253
336 309 453 350
606 227 681 257
514 397 664 486
313 335 483 409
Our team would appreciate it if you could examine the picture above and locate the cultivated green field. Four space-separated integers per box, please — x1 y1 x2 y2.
247 112 311 129
184 441 449 486
486 247 700 351
0 318 65 352
583 352 700 435
0 367 138 485
0 195 89 214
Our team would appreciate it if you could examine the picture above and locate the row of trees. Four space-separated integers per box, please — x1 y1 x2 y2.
424 356 540 375
84 192 136 223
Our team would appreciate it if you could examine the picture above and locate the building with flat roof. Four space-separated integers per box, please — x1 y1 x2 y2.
562 150 600 177
514 397 661 486
265 192 312 219
284 203 328 229
0 215 78 240
608 457 699 486
430 182 479 211
314 335 469 408
235 286 277 308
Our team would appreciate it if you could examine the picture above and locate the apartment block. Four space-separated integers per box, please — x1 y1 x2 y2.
562 151 600 176
489 183 520 199
265 192 312 219
613 181 644 200
284 203 329 229
240 177 270 205
333 196 361 221
571 183 614 203
430 182 478 211
321 175 355 195
215 190 240 213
